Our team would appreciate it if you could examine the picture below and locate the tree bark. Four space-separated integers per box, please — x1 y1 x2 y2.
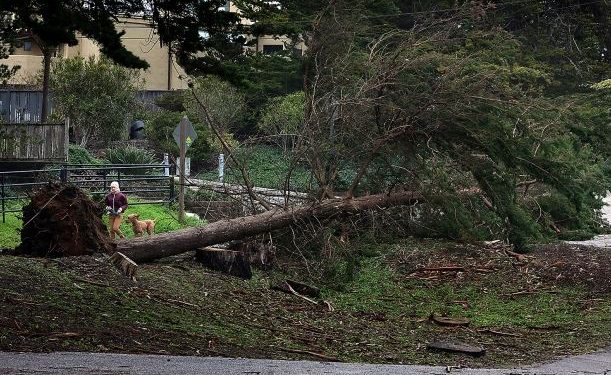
40 47 52 123
116 191 422 263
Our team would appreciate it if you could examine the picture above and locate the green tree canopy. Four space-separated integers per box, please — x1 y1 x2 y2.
233 0 610 249
51 56 142 147
0 0 248 70
0 11 18 83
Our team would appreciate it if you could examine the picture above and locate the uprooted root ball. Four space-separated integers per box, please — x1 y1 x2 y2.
16 183 114 257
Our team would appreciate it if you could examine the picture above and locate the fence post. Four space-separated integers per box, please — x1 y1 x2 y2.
163 153 169 177
169 175 175 207
218 153 225 183
60 165 68 183
64 117 70 162
1 174 5 224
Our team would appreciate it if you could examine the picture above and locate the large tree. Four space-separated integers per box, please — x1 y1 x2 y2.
0 0 246 121
171 0 609 252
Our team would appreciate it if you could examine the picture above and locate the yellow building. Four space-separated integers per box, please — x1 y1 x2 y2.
5 17 188 90
5 5 304 90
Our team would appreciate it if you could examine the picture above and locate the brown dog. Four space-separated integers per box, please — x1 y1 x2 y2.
126 213 156 236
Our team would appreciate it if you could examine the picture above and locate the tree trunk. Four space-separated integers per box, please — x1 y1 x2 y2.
195 247 252 279
40 48 52 123
116 191 422 263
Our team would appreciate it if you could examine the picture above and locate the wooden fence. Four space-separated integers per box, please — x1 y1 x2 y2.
0 89 171 123
0 89 46 123
0 122 68 161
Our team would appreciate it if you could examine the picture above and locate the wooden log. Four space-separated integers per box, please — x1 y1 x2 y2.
195 247 252 279
117 191 423 263
109 252 138 281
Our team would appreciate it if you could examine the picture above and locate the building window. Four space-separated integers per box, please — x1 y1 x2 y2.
23 41 32 51
262 44 283 54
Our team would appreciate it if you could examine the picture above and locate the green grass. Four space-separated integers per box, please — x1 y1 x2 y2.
0 238 609 365
0 199 205 249
198 145 314 191
115 200 204 239
0 211 22 249
0 256 264 353
321 240 611 337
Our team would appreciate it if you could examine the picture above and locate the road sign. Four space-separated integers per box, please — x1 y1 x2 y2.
172 116 197 149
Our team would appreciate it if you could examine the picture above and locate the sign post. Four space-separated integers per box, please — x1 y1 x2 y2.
173 116 197 224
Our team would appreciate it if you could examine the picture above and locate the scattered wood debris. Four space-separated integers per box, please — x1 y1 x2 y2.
477 328 523 337
272 280 319 305
427 340 486 357
109 252 138 281
274 279 321 298
421 266 465 272
278 346 340 362
429 314 471 327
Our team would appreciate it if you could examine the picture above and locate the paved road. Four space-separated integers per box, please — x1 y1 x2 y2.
563 194 611 248
1 348 610 375
565 234 611 248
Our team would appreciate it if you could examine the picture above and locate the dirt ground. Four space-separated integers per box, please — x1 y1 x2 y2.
0 239 609 368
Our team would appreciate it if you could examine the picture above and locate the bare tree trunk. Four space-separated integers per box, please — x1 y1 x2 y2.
116 191 422 263
40 47 52 123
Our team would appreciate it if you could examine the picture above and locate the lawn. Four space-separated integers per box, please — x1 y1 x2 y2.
0 237 608 367
0 199 204 249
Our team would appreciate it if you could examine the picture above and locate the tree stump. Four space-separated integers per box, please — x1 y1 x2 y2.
195 247 252 279
16 183 113 257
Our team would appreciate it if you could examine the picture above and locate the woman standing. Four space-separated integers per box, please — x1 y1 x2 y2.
104 181 128 239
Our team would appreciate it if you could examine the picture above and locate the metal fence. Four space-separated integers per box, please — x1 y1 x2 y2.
0 163 175 223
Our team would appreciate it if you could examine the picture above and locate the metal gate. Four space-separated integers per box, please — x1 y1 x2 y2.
0 163 174 223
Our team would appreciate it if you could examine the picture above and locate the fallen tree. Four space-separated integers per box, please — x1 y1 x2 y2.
17 183 113 257
116 190 422 263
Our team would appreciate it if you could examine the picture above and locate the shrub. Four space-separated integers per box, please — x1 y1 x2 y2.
154 91 186 112
104 146 158 174
68 144 105 165
258 91 304 152
207 145 312 191
184 75 246 134
147 111 184 156
51 56 142 147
